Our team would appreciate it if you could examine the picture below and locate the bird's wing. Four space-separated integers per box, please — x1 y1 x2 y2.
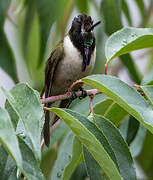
42 41 64 147
42 41 64 98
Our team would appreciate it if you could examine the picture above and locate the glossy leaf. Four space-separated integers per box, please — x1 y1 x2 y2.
83 147 108 180
82 75 153 135
105 27 153 61
50 132 74 180
2 83 44 161
126 116 140 145
94 115 136 179
70 93 107 116
93 98 113 116
101 0 141 83
18 137 45 180
120 118 146 158
141 66 153 85
141 85 153 106
93 98 128 126
130 124 146 157
70 162 87 180
0 108 22 170
0 146 9 178
5 100 19 130
63 136 83 180
1 153 17 180
50 108 122 180
41 122 68 179
0 0 18 82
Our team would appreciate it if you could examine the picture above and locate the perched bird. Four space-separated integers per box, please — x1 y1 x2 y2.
41 13 101 146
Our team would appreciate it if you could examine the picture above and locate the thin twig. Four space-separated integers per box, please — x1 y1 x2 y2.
89 94 94 114
41 88 100 104
104 60 109 75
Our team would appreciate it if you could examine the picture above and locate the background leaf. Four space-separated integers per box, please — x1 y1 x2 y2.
0 0 18 82
2 83 44 161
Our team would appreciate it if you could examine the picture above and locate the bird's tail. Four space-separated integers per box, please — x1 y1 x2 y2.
43 99 72 147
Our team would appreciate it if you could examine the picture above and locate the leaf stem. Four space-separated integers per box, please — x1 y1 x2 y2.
104 60 109 75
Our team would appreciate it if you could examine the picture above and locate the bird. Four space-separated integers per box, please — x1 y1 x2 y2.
41 13 101 146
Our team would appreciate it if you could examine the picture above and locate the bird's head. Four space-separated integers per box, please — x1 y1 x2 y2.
69 13 101 35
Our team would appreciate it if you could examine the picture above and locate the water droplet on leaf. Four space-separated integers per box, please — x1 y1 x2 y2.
57 172 62 178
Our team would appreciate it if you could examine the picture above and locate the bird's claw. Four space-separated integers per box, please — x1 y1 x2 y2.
79 88 87 99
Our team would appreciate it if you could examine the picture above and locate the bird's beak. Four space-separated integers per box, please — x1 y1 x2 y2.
87 21 101 32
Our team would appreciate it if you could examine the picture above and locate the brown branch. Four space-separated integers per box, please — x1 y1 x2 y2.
41 88 100 104
104 60 109 75
89 94 94 114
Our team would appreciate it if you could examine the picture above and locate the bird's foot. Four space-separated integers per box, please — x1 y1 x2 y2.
79 87 87 99
71 91 78 100
71 88 87 100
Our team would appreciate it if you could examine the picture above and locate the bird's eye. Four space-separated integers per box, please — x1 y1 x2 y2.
73 15 81 23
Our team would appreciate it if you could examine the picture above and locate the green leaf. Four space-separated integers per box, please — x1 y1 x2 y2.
83 147 109 180
63 136 83 180
126 116 140 145
75 0 88 13
82 75 153 135
122 0 132 26
0 146 9 178
93 98 113 115
50 132 74 180
120 54 142 84
2 83 44 161
141 85 153 106
94 115 136 180
101 0 141 83
37 0 69 65
50 108 122 180
105 27 153 61
70 94 107 116
1 153 17 180
101 0 122 35
130 124 146 157
104 103 128 126
41 122 69 179
93 98 128 126
18 137 45 180
70 162 87 180
141 66 153 85
5 100 19 130
25 12 43 84
135 0 146 26
120 118 146 158
0 108 22 170
0 0 18 82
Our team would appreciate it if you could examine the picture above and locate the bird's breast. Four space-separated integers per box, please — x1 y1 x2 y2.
52 35 96 95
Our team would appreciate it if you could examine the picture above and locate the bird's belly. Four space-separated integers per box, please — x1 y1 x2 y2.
52 54 95 95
